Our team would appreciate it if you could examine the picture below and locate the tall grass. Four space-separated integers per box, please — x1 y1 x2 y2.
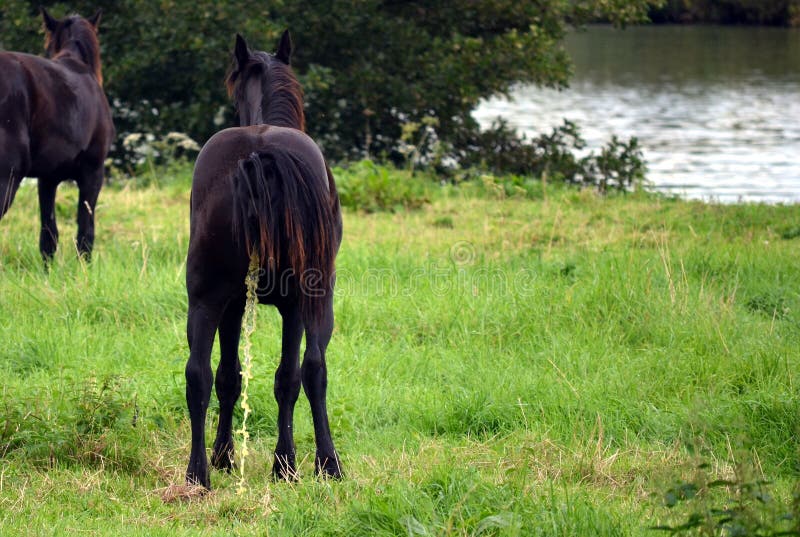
0 164 798 535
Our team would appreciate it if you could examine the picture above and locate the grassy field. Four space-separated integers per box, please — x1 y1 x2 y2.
1 164 799 536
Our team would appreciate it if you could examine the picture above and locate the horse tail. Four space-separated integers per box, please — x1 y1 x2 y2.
231 148 339 327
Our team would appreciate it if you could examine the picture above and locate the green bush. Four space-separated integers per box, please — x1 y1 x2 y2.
457 120 647 192
334 160 432 212
652 461 800 535
0 375 142 470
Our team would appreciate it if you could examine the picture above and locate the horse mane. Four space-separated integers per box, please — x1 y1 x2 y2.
44 16 103 86
225 54 305 131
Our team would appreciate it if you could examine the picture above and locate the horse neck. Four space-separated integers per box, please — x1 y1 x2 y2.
54 40 103 86
262 84 305 131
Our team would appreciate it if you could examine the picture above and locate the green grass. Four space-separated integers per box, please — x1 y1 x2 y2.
1 164 799 535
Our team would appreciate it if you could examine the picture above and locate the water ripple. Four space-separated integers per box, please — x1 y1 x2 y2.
473 26 800 204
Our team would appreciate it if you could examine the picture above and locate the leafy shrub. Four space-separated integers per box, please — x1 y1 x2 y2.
588 135 648 193
779 226 800 240
744 291 791 319
651 461 800 536
0 376 141 470
74 376 133 436
456 119 647 192
335 160 431 212
470 173 547 200
119 131 200 173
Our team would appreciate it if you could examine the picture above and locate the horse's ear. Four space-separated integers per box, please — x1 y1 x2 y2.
234 33 251 70
40 6 58 33
88 9 102 29
276 29 292 65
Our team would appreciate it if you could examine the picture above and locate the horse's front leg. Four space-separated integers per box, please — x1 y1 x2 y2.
0 130 27 221
76 164 103 260
273 304 304 481
211 296 245 471
0 175 22 222
185 299 223 489
37 177 59 262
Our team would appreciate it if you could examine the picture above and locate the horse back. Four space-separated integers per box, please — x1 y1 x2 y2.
0 51 113 176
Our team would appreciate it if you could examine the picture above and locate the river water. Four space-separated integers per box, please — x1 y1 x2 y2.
473 25 800 203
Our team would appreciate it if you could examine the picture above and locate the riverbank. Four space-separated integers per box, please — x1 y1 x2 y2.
1 165 799 535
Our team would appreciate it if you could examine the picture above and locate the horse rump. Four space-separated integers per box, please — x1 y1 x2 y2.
231 148 338 326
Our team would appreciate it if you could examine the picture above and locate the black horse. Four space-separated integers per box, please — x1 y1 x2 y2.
184 30 343 489
0 8 114 261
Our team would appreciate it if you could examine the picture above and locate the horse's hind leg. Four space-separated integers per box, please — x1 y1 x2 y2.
185 298 224 488
302 297 342 479
211 296 245 471
272 304 304 481
37 178 59 262
75 164 103 260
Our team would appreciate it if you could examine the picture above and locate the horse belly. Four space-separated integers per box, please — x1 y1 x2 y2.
31 110 96 174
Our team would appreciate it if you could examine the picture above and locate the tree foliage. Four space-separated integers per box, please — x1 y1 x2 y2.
0 0 660 168
261 0 660 162
457 120 647 192
649 0 800 25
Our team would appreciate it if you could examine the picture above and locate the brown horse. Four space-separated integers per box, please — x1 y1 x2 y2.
0 8 114 261
184 30 343 488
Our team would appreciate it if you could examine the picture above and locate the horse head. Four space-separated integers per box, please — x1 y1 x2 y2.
225 30 304 130
41 8 104 85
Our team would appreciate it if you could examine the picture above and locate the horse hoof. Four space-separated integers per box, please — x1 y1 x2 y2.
315 454 343 480
211 454 236 472
185 472 211 491
272 453 298 482
211 442 236 472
